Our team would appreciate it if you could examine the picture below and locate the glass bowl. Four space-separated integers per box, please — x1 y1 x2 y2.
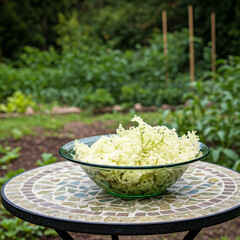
59 135 210 198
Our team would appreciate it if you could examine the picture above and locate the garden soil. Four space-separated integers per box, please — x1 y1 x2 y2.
1 121 239 240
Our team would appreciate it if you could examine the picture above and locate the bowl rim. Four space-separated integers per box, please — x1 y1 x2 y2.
59 135 210 169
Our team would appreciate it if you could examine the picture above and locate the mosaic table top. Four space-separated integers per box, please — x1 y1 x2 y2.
2 161 240 224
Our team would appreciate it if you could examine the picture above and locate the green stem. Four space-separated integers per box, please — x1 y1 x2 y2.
143 137 168 152
110 139 119 149
144 140 151 148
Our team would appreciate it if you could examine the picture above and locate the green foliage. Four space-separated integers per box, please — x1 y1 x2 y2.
0 205 56 240
233 160 240 172
0 217 40 240
1 0 240 60
78 1 161 50
18 46 61 68
77 0 240 58
160 56 240 170
173 0 240 58
218 237 240 240
55 12 102 52
0 91 36 113
0 145 21 167
10 128 23 140
84 88 115 109
0 0 76 59
191 57 240 169
36 153 57 166
0 29 200 108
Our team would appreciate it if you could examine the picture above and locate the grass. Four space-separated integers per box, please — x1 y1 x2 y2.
0 110 164 140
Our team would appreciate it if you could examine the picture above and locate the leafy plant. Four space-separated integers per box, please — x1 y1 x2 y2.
2 24 211 109
36 152 57 166
0 205 57 240
84 88 115 109
11 128 23 140
160 56 240 170
0 145 21 167
0 91 36 114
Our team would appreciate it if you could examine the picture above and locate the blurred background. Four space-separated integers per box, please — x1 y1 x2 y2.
0 0 240 239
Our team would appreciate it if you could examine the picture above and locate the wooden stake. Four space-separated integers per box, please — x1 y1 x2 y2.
162 10 168 83
188 5 194 82
211 12 216 79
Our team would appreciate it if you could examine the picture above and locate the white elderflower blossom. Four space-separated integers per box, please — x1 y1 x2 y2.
74 115 200 166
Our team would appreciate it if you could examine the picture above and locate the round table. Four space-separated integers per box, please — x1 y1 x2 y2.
1 161 240 240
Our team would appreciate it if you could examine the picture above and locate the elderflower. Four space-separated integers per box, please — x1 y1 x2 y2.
74 115 200 166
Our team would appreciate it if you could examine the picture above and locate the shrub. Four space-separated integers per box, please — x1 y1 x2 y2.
160 56 240 170
0 91 36 113
0 29 201 109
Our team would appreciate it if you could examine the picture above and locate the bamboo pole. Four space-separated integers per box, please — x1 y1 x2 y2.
162 10 168 83
211 12 216 80
188 5 194 82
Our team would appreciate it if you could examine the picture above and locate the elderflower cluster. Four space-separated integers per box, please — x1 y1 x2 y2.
74 115 200 166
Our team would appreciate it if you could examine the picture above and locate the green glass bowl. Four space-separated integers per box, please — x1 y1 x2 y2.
59 135 210 198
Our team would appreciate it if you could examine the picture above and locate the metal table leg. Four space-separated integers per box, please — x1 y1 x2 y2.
55 230 75 240
55 229 200 240
111 235 119 240
183 229 201 240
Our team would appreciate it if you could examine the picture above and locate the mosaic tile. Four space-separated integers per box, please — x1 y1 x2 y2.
62 202 77 208
78 204 88 208
140 206 158 211
172 202 185 208
105 207 125 212
74 193 87 197
55 196 66 201
187 189 199 194
3 161 240 224
125 207 138 213
159 204 171 210
208 178 220 183
36 190 53 195
180 185 192 191
110 199 123 205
